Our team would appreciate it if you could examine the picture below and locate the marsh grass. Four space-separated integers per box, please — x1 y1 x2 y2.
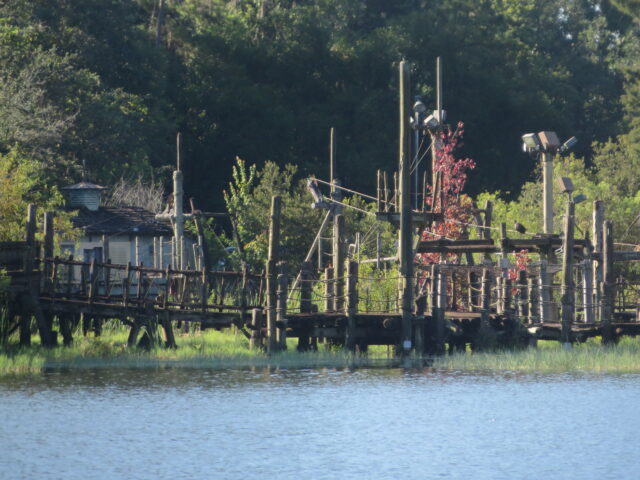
433 337 640 373
3 327 640 375
0 327 393 374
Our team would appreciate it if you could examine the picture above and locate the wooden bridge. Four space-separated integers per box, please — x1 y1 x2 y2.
2 200 640 353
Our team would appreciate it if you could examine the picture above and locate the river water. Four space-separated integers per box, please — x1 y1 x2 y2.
1 367 639 479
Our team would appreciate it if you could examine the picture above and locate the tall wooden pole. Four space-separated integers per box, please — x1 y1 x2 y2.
330 127 336 195
542 152 554 234
398 60 414 354
333 214 345 312
592 200 604 321
266 196 281 353
174 132 184 270
560 200 575 345
601 220 614 344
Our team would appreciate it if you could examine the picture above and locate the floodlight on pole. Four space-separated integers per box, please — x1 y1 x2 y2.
522 133 541 153
573 193 587 204
560 136 578 154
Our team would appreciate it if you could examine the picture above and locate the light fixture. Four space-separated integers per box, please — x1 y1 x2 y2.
521 133 541 153
422 114 439 130
433 109 446 122
573 193 587 204
413 99 427 114
557 176 575 194
559 136 578 154
537 131 561 153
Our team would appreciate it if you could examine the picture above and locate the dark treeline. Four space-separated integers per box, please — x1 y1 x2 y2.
1 0 639 209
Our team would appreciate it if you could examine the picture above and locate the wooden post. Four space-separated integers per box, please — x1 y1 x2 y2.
398 60 414 354
503 277 512 315
542 151 554 234
436 267 447 353
393 171 398 212
539 260 551 323
345 260 358 351
560 200 575 345
201 268 208 313
496 276 504 314
276 261 288 350
376 230 382 270
330 127 336 194
66 254 74 298
161 311 176 349
297 261 313 352
159 236 164 269
468 271 479 312
19 204 38 346
528 276 539 324
592 200 604 322
250 308 263 350
266 196 281 353
24 205 55 347
480 268 491 311
333 214 345 312
601 220 614 344
324 267 334 312
430 264 445 354
135 236 141 266
174 132 184 269
317 230 323 272
300 261 312 314
153 237 158 268
123 262 131 309
102 234 110 295
377 169 382 212
383 171 389 212
43 211 54 295
583 258 594 323
517 270 528 319
482 200 493 261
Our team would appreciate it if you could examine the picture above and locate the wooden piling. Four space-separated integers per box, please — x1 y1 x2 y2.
333 214 345 312
250 308 263 350
560 201 575 345
276 261 288 350
324 267 334 312
25 204 55 347
345 260 358 351
266 196 281 353
517 270 528 319
582 258 594 323
601 220 614 344
528 276 539 324
539 260 551 323
593 200 604 322
398 59 414 354
43 212 54 294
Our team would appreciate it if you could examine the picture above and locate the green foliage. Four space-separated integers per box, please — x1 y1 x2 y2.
478 136 640 244
224 157 324 270
0 148 77 243
2 0 636 212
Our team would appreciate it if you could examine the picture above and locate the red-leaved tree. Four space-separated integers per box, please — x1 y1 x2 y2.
419 121 476 265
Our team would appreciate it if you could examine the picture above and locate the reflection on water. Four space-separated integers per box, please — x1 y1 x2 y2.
1 368 639 480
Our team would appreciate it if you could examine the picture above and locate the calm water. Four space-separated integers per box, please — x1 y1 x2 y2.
1 367 639 480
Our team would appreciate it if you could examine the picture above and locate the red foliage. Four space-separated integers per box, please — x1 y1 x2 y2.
419 122 476 265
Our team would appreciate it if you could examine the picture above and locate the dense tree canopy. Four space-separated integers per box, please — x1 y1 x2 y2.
0 0 638 215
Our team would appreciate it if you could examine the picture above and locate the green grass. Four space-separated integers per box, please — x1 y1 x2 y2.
3 325 640 375
433 338 640 374
0 326 393 375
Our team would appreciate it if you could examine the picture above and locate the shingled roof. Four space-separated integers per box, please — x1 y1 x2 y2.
71 206 173 236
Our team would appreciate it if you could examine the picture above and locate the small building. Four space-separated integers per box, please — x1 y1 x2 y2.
59 182 176 273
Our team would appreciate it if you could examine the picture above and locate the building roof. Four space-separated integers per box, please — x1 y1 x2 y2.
61 181 108 191
71 206 173 236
